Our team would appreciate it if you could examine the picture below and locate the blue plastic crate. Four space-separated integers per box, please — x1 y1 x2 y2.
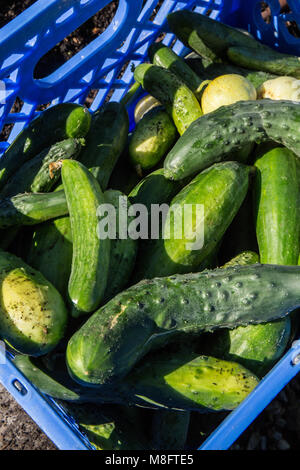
0 0 300 451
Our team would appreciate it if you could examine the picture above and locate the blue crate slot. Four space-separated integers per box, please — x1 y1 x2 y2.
0 0 300 450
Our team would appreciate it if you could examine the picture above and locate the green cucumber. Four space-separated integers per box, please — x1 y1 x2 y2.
2 138 83 198
164 100 300 181
27 216 72 298
149 43 205 100
61 160 110 315
254 147 300 265
134 162 251 280
0 190 68 229
79 102 129 190
66 263 300 387
102 190 137 304
0 104 91 191
134 64 202 135
129 106 178 172
0 250 67 356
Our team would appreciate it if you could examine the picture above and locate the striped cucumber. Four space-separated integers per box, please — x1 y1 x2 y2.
66 263 300 387
134 64 202 135
134 162 251 280
61 160 110 316
79 102 129 190
2 138 83 197
0 104 91 190
164 100 300 181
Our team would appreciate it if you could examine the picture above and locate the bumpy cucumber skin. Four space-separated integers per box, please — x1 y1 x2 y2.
164 100 300 181
0 250 67 356
62 160 110 315
2 138 83 198
126 352 259 412
135 162 250 280
149 43 204 100
254 147 300 265
27 216 72 298
129 107 178 171
102 190 137 304
0 104 91 191
79 102 129 190
134 63 202 135
66 264 300 387
227 46 300 79
0 190 68 229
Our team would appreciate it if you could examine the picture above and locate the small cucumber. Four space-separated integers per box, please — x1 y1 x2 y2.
0 250 67 356
164 100 300 181
0 190 68 229
79 102 129 190
62 160 110 315
0 104 91 190
135 162 251 280
66 263 300 387
129 106 178 172
134 63 202 135
148 43 205 100
2 138 83 197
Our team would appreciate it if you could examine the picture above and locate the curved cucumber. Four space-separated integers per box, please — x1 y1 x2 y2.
164 100 300 181
134 63 202 135
0 250 67 356
79 102 129 190
62 160 110 315
66 263 300 387
129 107 177 172
149 43 205 100
0 190 68 229
2 138 83 197
135 162 251 280
0 104 91 191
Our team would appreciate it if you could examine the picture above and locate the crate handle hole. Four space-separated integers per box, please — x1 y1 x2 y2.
12 379 28 396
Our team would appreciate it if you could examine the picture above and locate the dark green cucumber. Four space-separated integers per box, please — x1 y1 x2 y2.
129 106 178 172
151 410 190 450
134 64 202 135
254 147 300 265
102 190 137 303
0 250 67 356
164 100 300 181
0 104 91 190
0 190 68 229
79 102 129 190
134 162 251 280
149 43 205 100
2 138 83 197
62 160 110 315
208 251 291 377
66 263 300 387
27 216 72 298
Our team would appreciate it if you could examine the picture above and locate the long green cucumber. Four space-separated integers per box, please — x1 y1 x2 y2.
0 190 68 228
79 102 129 190
134 162 251 280
66 263 300 387
62 160 110 315
254 147 300 265
164 100 300 181
2 138 84 198
207 251 292 377
0 250 67 356
102 190 137 304
134 64 202 135
129 106 178 172
148 43 205 100
26 216 72 299
151 410 190 450
0 104 91 190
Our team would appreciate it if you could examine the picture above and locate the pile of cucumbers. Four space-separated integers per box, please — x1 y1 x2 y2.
2 10 300 450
